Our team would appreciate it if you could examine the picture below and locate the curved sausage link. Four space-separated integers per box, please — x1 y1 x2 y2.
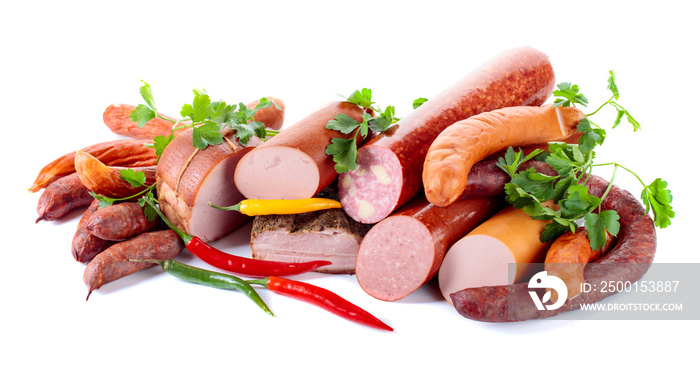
450 170 656 322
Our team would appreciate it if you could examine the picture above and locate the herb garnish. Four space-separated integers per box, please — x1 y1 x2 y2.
497 71 674 250
130 81 281 161
324 88 399 173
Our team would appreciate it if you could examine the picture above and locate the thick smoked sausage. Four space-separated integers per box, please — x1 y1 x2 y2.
338 46 556 224
355 195 503 301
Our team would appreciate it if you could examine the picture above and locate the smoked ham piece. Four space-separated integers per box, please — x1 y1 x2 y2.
156 129 260 242
250 184 372 273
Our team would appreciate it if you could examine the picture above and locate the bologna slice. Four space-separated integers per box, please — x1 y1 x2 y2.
157 128 259 242
355 195 503 301
338 46 555 224
438 205 553 306
234 101 364 200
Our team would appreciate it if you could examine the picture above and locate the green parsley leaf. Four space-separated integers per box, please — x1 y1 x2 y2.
368 105 395 133
552 82 588 108
119 168 147 187
607 70 620 100
89 191 115 208
326 113 361 134
147 133 175 162
191 122 224 150
138 191 159 222
129 104 156 128
559 184 601 219
346 88 374 108
541 220 573 243
641 178 675 228
584 210 620 251
326 136 358 173
413 97 428 109
511 168 557 201
187 91 213 122
138 80 157 111
496 147 544 177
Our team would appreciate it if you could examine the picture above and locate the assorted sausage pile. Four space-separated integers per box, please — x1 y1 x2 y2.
32 46 660 327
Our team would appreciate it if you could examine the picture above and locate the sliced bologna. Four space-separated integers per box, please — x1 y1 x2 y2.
234 101 364 200
438 205 553 306
338 46 556 224
355 195 503 301
156 128 259 242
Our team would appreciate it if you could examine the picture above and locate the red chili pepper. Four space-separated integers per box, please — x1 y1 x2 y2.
248 276 393 332
143 196 331 277
186 236 331 277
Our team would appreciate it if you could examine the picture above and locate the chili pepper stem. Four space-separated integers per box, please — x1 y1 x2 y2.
208 201 241 212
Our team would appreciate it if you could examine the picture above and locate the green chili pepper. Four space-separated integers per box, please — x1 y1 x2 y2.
138 259 274 316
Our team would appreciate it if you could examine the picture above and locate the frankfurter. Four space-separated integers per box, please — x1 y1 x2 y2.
234 101 365 200
36 172 94 223
544 227 616 302
438 205 554 305
450 172 656 322
72 199 112 263
424 104 585 207
338 46 556 224
355 195 503 301
86 202 161 241
102 97 285 139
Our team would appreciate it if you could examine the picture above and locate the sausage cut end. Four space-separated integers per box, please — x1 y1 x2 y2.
355 216 435 301
339 145 403 224
235 146 321 199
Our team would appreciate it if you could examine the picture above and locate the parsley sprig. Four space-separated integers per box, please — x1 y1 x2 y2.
130 81 281 161
497 71 674 250
325 88 399 173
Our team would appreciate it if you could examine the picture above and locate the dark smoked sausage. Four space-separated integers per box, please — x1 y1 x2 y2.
355 195 504 301
36 172 94 223
86 202 160 241
338 46 556 224
449 171 656 322
72 199 112 263
83 230 184 299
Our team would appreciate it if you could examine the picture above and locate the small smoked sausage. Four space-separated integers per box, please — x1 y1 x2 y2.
36 173 94 223
83 230 184 299
423 105 584 207
72 199 112 263
102 104 182 139
449 173 656 322
544 227 616 303
234 101 365 200
86 202 161 241
338 46 556 224
355 195 503 301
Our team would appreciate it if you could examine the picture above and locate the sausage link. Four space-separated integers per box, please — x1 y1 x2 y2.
338 46 556 224
30 139 157 193
36 172 94 222
449 173 656 322
72 199 113 263
83 230 184 299
86 202 161 241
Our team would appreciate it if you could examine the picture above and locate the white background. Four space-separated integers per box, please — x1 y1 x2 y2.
3 0 698 377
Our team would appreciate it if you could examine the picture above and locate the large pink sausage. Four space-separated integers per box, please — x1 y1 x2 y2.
338 46 555 224
355 195 503 301
234 101 365 200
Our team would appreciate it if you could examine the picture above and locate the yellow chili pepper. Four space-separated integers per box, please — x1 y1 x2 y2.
208 198 342 216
